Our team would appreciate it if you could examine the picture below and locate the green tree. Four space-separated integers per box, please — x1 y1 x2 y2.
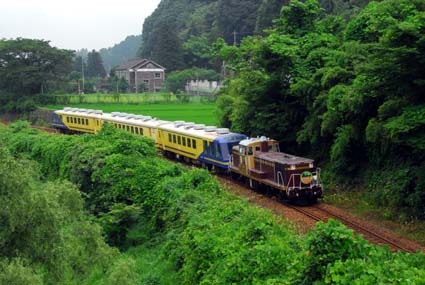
0 147 117 283
86 49 107 78
0 38 73 111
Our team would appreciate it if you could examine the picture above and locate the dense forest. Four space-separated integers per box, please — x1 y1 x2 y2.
1 122 425 284
216 0 425 218
139 0 374 70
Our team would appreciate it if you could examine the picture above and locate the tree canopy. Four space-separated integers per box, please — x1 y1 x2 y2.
86 49 107 78
0 38 73 112
216 0 425 218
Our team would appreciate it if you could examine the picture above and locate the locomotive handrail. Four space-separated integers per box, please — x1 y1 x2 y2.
287 170 322 190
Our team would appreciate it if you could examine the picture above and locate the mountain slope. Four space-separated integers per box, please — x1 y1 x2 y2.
139 0 374 71
99 35 142 72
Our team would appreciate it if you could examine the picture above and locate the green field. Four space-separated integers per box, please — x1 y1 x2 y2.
44 103 218 126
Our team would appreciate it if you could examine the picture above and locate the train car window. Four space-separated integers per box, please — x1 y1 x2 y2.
168 134 172 142
78 118 81 124
178 136 181 145
192 139 196 149
140 128 144 135
187 138 191 148
255 146 261 152
135 127 139 134
240 146 246 155
248 147 253 155
97 120 99 126
86 119 89 125
126 125 130 131
131 126 134 133
210 143 216 156
66 117 69 123
203 141 208 153
173 135 176 143
182 137 186 146
215 144 222 159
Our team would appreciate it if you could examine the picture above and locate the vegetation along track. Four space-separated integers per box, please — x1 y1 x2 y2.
289 203 424 253
25 124 425 254
217 174 425 254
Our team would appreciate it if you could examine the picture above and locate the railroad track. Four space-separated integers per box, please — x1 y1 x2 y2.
216 174 425 253
289 204 420 253
31 125 58 133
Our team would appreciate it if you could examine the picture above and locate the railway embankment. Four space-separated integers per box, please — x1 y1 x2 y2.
2 122 425 284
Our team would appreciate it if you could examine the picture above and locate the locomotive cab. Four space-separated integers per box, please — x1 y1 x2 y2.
231 137 279 176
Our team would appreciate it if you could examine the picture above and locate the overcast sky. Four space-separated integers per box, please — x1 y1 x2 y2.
0 0 161 51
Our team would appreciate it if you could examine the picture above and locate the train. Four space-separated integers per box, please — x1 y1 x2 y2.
52 107 323 203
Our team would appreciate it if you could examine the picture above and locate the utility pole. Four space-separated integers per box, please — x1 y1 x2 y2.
81 57 85 94
233 30 238 46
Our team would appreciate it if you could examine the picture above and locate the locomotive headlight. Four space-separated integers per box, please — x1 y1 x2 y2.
290 165 296 170
309 163 313 168
313 175 317 181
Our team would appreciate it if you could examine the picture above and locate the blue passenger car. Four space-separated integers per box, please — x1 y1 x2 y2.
198 133 248 170
51 112 68 131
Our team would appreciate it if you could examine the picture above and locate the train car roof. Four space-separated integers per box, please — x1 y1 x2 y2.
102 113 168 128
55 108 103 118
256 152 314 165
239 136 277 147
158 121 235 140
54 108 247 141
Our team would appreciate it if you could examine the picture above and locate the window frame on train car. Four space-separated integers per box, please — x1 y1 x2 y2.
178 136 181 145
126 125 130 131
77 118 81 124
215 143 222 159
66 117 69 123
187 138 191 148
168 134 172 142
86 119 89 125
192 139 196 149
135 127 139 135
140 128 144 135
131 126 134 133
173 134 176 144
240 146 246 155
248 147 253 155
182 137 186 147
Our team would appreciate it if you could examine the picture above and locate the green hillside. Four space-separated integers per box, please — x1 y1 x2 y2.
138 0 374 70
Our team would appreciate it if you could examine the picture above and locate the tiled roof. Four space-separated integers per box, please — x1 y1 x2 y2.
115 58 166 71
115 58 148 71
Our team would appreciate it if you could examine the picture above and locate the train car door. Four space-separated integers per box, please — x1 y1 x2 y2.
274 162 286 186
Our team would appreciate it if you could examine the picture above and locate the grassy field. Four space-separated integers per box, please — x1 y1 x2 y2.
44 103 218 126
49 93 215 105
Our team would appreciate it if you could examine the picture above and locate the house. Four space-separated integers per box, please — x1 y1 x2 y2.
115 58 166 93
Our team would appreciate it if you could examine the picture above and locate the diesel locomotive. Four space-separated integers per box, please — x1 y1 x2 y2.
52 107 323 203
